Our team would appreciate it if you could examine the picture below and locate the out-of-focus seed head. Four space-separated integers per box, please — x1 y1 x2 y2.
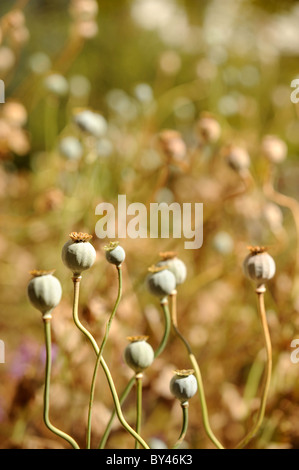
213 231 234 255
146 265 176 299
104 241 126 267
262 202 283 231
73 109 107 137
2 101 27 127
124 336 154 373
158 129 187 162
170 369 198 402
225 145 250 174
196 113 221 144
261 135 287 164
69 0 98 21
62 232 96 276
156 252 187 285
44 73 69 97
243 246 276 288
58 136 83 161
28 52 51 75
147 438 168 449
27 270 62 318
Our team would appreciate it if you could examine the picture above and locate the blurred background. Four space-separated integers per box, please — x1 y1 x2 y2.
0 0 299 449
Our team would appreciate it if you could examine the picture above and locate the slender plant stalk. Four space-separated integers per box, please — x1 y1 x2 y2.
43 318 80 449
156 297 172 357
135 373 143 450
71 275 149 449
98 296 171 449
169 294 224 449
263 165 299 297
99 376 135 449
86 266 122 448
236 286 272 449
172 401 189 449
169 290 178 327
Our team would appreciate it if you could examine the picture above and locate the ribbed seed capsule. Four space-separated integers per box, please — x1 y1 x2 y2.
27 270 62 318
243 246 276 287
156 252 187 285
124 336 154 373
170 369 198 402
146 265 176 299
62 232 96 276
104 241 126 267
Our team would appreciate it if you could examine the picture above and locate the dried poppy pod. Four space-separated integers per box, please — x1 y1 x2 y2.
146 265 176 299
104 241 126 267
170 369 198 403
243 246 276 288
61 232 96 276
156 252 187 285
124 336 154 373
27 270 62 319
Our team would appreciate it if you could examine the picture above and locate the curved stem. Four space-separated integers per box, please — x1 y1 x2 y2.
169 296 224 449
156 298 172 357
71 275 149 449
98 376 135 449
98 296 171 449
173 401 189 449
86 266 122 449
135 373 143 449
43 319 80 449
236 287 272 449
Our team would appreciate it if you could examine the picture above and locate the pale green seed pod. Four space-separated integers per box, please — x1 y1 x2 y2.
170 369 198 403
27 270 62 318
243 246 276 287
146 266 176 299
124 336 154 373
156 252 187 285
104 241 126 267
62 232 96 276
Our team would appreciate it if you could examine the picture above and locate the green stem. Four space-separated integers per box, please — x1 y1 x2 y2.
86 266 122 449
71 275 149 449
98 376 135 449
173 401 189 449
135 373 143 449
155 298 172 357
168 298 224 449
43 319 80 449
98 296 171 449
236 287 272 449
